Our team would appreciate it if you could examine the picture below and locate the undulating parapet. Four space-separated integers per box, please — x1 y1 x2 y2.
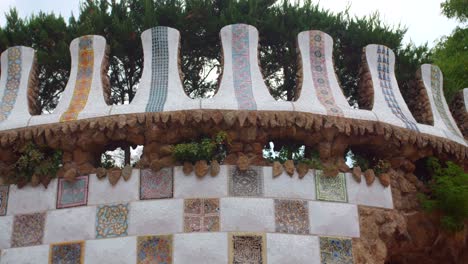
0 46 38 131
415 64 465 143
451 88 468 138
111 26 199 115
360 45 420 131
294 30 377 121
201 24 293 111
29 35 111 127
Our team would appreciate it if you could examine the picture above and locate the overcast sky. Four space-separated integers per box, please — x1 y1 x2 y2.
0 0 460 47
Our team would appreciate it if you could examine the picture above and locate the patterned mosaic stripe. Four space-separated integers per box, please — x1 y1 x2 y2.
0 47 22 122
231 24 257 110
377 45 419 131
309 32 344 117
146 27 169 112
430 66 461 136
60 36 94 122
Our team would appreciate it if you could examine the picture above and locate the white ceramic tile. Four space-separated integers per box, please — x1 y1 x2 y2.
0 216 13 249
174 233 228 264
309 201 360 238
128 199 183 236
84 236 136 264
43 206 96 244
174 165 228 198
267 233 320 264
346 173 393 209
263 167 315 200
220 197 274 232
0 244 49 264
88 169 139 205
7 179 57 215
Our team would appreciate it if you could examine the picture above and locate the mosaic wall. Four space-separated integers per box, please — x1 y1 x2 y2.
50 241 84 264
146 27 169 112
0 47 22 122
376 45 419 131
0 185 8 216
60 36 94 122
140 168 173 200
315 171 347 202
229 166 263 196
309 32 344 117
231 24 257 110
0 166 396 263
430 65 461 136
57 175 89 209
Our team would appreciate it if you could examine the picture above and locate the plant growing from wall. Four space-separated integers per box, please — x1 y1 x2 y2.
419 157 468 232
14 142 62 188
373 159 391 176
351 152 370 171
173 131 230 164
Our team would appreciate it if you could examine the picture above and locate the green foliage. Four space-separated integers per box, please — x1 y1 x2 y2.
373 159 391 175
431 27 468 103
441 0 468 22
351 152 370 171
173 131 229 163
420 157 468 232
15 142 62 184
299 150 323 170
0 0 430 111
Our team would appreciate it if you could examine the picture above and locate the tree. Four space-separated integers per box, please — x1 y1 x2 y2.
0 0 431 111
431 0 468 102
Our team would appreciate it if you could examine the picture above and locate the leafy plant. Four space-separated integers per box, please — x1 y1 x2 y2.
351 152 370 171
15 142 62 186
419 157 468 232
374 159 391 176
172 131 229 163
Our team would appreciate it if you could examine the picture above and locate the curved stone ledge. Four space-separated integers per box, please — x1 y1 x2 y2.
0 24 466 167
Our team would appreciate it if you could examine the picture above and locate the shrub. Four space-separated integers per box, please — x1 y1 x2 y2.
172 131 229 163
15 142 62 186
419 157 468 232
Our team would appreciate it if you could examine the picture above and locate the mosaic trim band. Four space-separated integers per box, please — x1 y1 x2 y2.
60 36 94 122
231 24 257 110
430 65 460 136
309 32 344 117
146 27 169 112
0 47 22 122
377 45 418 131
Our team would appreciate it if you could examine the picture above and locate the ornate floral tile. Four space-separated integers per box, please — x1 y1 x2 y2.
96 204 129 239
49 241 84 264
275 199 309 234
320 237 353 264
229 233 266 264
229 166 263 196
315 171 347 202
140 168 173 200
184 198 220 232
137 235 172 264
11 212 46 247
0 185 9 216
57 175 89 209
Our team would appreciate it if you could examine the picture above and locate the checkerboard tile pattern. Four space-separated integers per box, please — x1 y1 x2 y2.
49 241 84 264
0 185 9 216
275 199 309 235
184 198 220 232
315 171 347 202
140 168 173 200
229 166 263 197
11 212 46 247
146 27 169 112
95 204 129 239
57 175 89 209
137 235 173 264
